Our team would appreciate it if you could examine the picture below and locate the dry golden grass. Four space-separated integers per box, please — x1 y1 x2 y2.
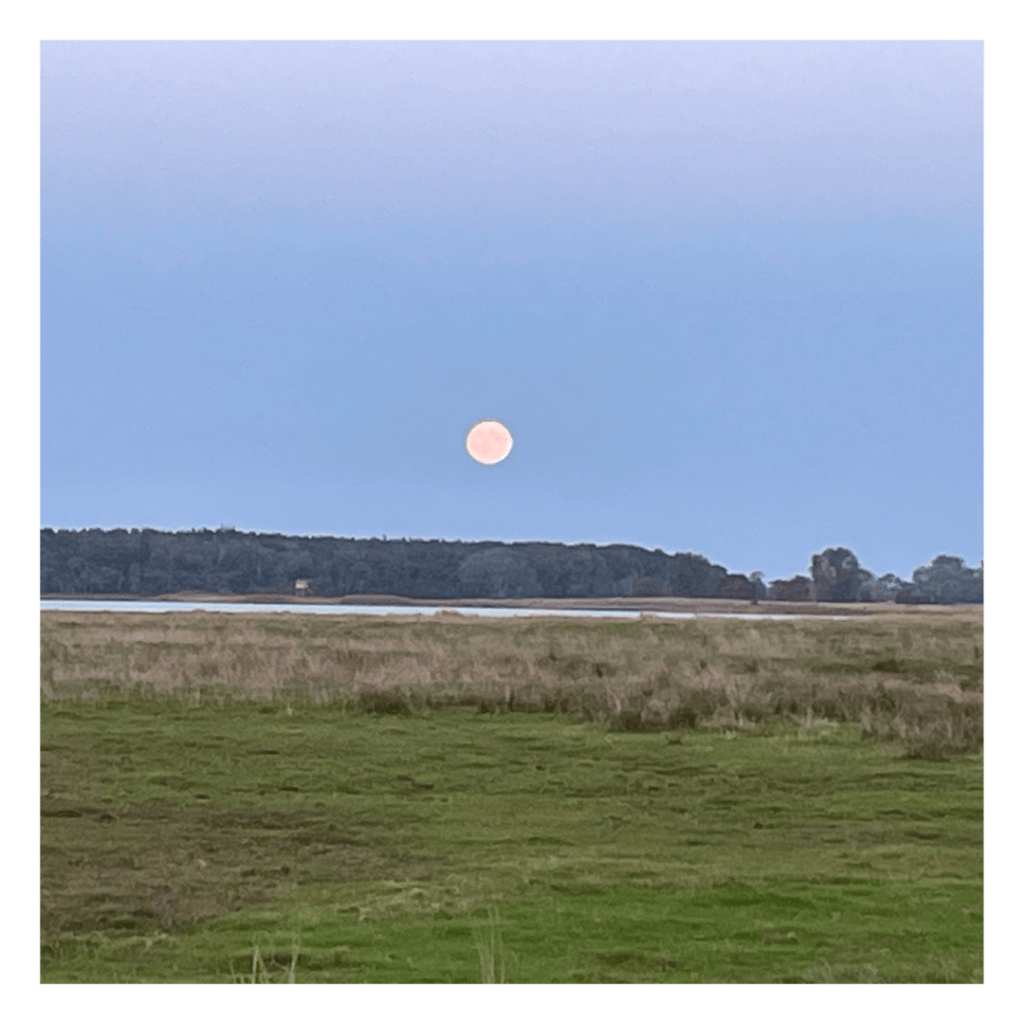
41 608 982 757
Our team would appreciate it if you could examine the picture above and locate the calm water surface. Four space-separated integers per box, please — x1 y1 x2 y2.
40 600 849 621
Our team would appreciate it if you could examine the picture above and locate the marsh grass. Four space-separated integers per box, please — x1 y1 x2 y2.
859 686 984 759
41 609 982 757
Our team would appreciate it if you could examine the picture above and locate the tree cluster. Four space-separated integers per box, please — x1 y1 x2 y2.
767 547 982 604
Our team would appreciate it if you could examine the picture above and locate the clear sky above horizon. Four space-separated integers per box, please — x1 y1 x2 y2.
40 40 982 582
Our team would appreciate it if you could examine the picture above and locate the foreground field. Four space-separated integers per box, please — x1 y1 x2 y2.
40 610 982 983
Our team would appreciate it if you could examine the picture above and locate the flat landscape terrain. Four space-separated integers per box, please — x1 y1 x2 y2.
44 590 881 616
41 608 982 983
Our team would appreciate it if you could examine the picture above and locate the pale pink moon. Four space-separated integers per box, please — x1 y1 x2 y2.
465 420 513 465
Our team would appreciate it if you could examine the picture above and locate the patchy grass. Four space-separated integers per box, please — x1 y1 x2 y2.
42 609 983 984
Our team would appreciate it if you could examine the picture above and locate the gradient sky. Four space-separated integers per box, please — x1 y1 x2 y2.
40 41 982 582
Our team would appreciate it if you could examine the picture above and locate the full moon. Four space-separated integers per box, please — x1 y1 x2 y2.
465 419 513 465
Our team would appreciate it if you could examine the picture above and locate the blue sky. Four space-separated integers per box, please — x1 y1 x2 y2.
40 41 982 581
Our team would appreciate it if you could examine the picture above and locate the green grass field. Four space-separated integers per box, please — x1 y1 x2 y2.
40 609 982 983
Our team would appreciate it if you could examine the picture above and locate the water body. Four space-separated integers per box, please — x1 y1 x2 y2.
40 600 851 622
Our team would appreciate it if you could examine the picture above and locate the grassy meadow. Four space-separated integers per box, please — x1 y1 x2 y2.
40 608 983 983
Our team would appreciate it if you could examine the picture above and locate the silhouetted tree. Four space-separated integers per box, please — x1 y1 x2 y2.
809 547 875 602
907 555 983 604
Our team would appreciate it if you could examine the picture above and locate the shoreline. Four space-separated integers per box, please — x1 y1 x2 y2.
39 591 980 618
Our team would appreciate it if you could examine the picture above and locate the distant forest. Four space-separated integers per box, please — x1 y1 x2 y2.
40 529 983 604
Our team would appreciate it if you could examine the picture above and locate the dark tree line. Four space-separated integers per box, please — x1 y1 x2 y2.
39 529 982 604
40 528 729 600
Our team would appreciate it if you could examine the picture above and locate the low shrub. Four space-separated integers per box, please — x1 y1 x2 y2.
355 689 415 715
